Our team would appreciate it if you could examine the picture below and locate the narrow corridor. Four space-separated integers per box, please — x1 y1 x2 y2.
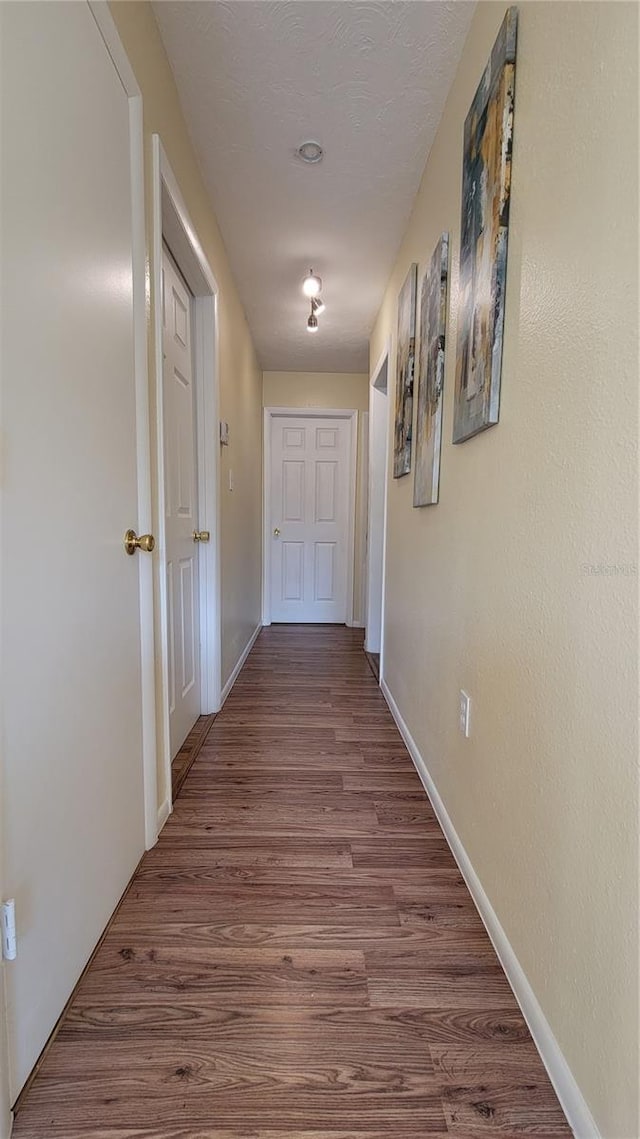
13 627 569 1137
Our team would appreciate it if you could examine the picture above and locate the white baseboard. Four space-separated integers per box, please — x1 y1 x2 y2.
220 623 262 707
380 677 600 1139
347 620 365 628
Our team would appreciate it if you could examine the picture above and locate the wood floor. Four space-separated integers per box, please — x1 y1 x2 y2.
13 626 570 1138
172 714 217 799
365 650 380 681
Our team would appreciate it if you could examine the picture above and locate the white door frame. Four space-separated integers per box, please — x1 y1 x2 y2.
262 407 358 627
151 135 221 830
88 2 158 849
365 341 391 681
356 411 369 631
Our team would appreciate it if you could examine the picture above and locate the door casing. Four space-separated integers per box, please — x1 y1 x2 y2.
356 411 369 632
262 407 358 627
151 136 221 831
365 341 391 679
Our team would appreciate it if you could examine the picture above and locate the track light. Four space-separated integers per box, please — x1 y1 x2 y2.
307 312 318 332
302 269 322 298
312 296 325 316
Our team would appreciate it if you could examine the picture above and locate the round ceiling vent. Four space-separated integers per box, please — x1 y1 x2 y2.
296 140 324 164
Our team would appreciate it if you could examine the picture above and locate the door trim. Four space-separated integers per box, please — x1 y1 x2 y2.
353 410 369 630
365 340 391 682
262 406 358 627
151 135 221 832
89 2 158 852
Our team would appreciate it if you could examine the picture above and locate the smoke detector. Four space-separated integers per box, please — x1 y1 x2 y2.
296 140 324 164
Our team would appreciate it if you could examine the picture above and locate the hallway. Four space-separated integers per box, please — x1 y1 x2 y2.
13 626 569 1137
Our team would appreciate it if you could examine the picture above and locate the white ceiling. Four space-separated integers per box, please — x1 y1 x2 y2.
153 1 475 373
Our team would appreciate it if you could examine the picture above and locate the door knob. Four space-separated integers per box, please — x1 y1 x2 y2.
124 529 155 556
273 527 280 537
193 530 210 543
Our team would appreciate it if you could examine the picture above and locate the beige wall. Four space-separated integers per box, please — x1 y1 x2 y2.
110 3 263 802
263 371 370 624
370 4 638 1138
264 371 370 414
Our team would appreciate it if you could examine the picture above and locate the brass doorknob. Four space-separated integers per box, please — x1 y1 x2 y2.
193 530 210 543
124 529 155 556
273 527 281 537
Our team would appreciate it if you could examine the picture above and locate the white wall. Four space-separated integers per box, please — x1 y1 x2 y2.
370 5 638 1137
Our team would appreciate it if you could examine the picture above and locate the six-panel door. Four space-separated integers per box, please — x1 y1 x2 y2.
162 247 201 757
269 416 352 623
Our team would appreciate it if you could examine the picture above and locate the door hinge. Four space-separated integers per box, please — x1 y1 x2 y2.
1 899 17 961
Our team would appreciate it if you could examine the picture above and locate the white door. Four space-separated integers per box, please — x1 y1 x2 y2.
269 415 354 623
162 247 201 756
1 2 147 1097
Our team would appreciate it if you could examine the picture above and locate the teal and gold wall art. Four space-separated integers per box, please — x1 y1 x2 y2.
453 7 518 443
414 233 449 507
393 263 418 477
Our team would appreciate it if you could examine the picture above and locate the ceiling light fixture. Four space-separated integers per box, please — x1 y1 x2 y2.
307 312 318 333
311 296 325 316
296 140 324 164
302 269 322 298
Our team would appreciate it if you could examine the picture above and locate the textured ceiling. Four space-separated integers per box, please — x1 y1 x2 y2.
153 1 475 372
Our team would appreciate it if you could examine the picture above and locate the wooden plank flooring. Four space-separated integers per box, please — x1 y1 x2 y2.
172 714 217 799
13 626 570 1138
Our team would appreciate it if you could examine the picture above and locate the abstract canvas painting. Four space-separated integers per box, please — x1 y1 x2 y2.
453 7 518 443
414 234 449 507
393 263 417 477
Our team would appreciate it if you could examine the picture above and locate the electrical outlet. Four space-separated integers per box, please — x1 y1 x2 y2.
459 690 471 738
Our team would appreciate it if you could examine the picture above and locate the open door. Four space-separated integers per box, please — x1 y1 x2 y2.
0 1 153 1099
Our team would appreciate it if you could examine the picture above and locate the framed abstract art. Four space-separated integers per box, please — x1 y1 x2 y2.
414 233 449 507
393 263 417 477
453 7 518 443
